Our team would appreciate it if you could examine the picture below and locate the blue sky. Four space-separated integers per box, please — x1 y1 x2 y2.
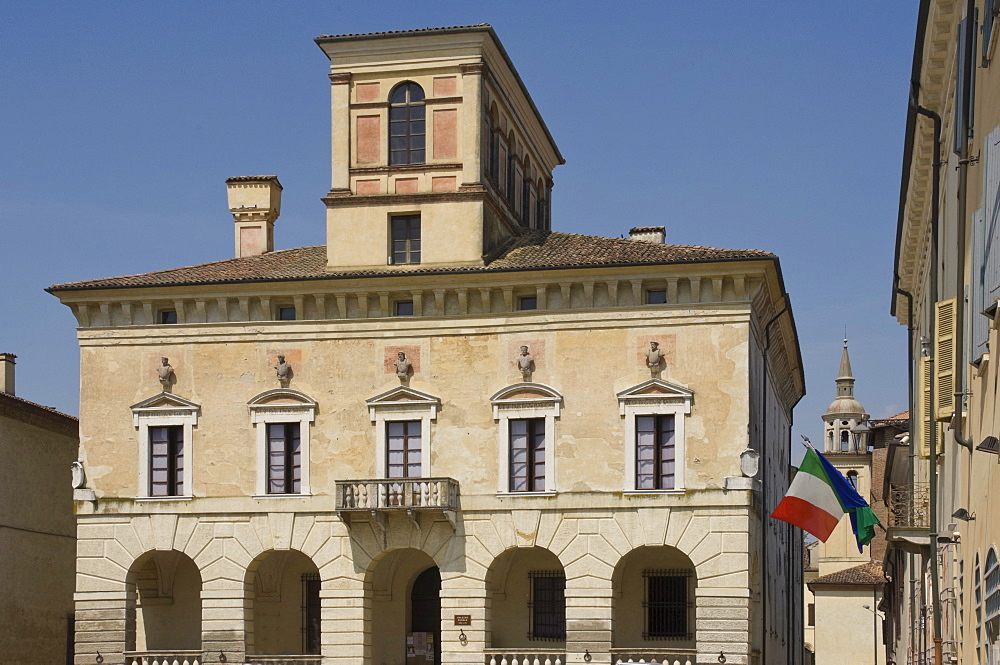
1 2 915 461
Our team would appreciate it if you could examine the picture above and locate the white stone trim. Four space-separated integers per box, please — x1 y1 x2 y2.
491 384 562 494
618 380 693 492
131 396 200 498
367 388 441 478
248 390 317 496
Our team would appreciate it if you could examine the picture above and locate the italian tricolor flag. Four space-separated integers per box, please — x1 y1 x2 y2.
771 447 880 548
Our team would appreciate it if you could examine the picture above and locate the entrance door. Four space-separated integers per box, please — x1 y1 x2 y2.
410 566 441 665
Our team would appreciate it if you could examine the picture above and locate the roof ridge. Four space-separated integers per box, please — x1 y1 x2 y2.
316 24 491 40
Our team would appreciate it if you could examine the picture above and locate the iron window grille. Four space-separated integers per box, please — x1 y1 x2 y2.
643 569 693 640
635 415 676 490
510 418 545 492
149 425 183 496
301 573 321 655
390 215 421 265
267 422 301 494
528 571 565 641
389 82 425 165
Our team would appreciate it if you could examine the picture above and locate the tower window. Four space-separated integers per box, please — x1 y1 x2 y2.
847 470 859 489
389 82 425 165
390 215 421 265
840 430 850 452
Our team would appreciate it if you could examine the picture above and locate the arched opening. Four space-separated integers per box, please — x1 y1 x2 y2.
847 470 859 489
840 430 850 452
367 548 440 665
125 550 202 654
612 546 697 653
389 82 426 165
486 547 566 649
245 550 321 657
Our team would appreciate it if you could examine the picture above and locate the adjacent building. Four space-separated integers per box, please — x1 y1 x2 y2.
0 353 80 665
889 0 1000 663
48 24 806 665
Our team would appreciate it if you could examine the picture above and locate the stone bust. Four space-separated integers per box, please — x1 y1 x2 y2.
394 351 412 384
274 354 292 387
157 357 174 392
645 341 665 375
517 345 535 382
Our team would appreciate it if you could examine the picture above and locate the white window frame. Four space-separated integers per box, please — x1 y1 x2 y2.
248 389 317 497
490 383 562 495
367 386 440 478
618 379 694 493
130 394 200 499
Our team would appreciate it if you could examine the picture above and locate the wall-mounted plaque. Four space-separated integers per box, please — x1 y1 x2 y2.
454 615 471 626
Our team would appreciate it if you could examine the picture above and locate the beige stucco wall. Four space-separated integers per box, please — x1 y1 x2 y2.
811 588 883 665
0 410 77 665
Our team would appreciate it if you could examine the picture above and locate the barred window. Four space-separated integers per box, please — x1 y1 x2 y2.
643 569 692 640
528 571 565 640
986 548 1000 622
302 573 321 654
267 422 301 494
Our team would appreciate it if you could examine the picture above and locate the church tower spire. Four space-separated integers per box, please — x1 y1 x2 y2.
822 339 867 453
835 338 856 399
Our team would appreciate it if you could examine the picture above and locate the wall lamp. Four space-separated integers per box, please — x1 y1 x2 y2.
952 508 976 521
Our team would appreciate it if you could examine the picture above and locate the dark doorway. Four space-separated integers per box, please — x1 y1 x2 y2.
410 566 441 665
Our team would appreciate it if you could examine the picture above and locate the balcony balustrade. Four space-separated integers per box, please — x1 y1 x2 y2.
484 649 565 665
336 477 459 529
886 482 931 552
124 652 202 665
611 650 698 665
244 657 323 665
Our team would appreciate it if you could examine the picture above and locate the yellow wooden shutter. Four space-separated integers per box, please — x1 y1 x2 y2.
935 298 958 422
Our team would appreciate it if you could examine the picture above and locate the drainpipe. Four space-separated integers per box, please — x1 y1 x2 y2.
952 0 976 452
760 303 787 665
893 279 916 479
912 100 943 665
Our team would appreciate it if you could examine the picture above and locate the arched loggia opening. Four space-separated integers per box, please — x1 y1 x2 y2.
245 549 321 657
125 550 202 657
367 548 441 665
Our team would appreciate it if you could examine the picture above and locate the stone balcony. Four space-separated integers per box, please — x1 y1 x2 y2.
886 482 931 553
335 477 459 528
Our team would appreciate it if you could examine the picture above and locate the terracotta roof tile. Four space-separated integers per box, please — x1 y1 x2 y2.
316 24 491 41
808 561 886 586
48 231 776 292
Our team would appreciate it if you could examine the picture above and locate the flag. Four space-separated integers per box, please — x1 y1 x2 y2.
771 446 880 551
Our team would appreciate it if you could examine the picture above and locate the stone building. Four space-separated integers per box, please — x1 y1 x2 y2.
0 353 80 665
48 24 805 665
888 0 1000 663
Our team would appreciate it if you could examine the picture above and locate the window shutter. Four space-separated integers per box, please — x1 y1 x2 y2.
972 207 989 359
918 355 931 458
935 298 958 422
985 126 1000 308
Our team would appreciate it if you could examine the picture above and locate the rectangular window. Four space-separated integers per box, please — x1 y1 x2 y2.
519 296 537 311
644 569 692 639
510 418 545 492
159 310 178 324
149 425 183 496
391 215 421 265
387 420 421 478
807 603 815 627
529 571 566 640
302 573 321 654
395 300 414 316
636 415 675 490
267 422 301 494
646 289 667 305
277 306 296 321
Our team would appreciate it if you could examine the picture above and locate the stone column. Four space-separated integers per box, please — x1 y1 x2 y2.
74 590 129 665
322 578 368 665
565 573 613 665
459 63 485 189
694 589 751 665
200 583 246 664
440 573 488 665
329 72 352 195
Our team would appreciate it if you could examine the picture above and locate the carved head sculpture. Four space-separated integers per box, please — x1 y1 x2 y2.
520 345 529 355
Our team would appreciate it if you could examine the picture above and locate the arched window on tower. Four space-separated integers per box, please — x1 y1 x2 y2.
389 82 425 165
840 430 850 452
846 470 859 489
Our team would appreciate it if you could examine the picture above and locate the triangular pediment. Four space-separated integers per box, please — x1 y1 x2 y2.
366 385 441 406
130 392 201 412
490 383 563 403
248 388 317 408
617 379 694 400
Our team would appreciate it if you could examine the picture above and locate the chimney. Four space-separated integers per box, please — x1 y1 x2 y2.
628 226 666 244
227 175 283 258
0 353 16 395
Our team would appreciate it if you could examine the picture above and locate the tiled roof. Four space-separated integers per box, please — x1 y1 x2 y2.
808 561 886 587
48 231 777 292
0 392 77 420
316 24 491 41
225 175 281 184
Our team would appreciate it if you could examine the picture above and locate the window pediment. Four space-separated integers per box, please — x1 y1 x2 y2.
130 393 201 426
490 383 563 419
248 389 317 424
366 386 441 422
617 379 693 416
